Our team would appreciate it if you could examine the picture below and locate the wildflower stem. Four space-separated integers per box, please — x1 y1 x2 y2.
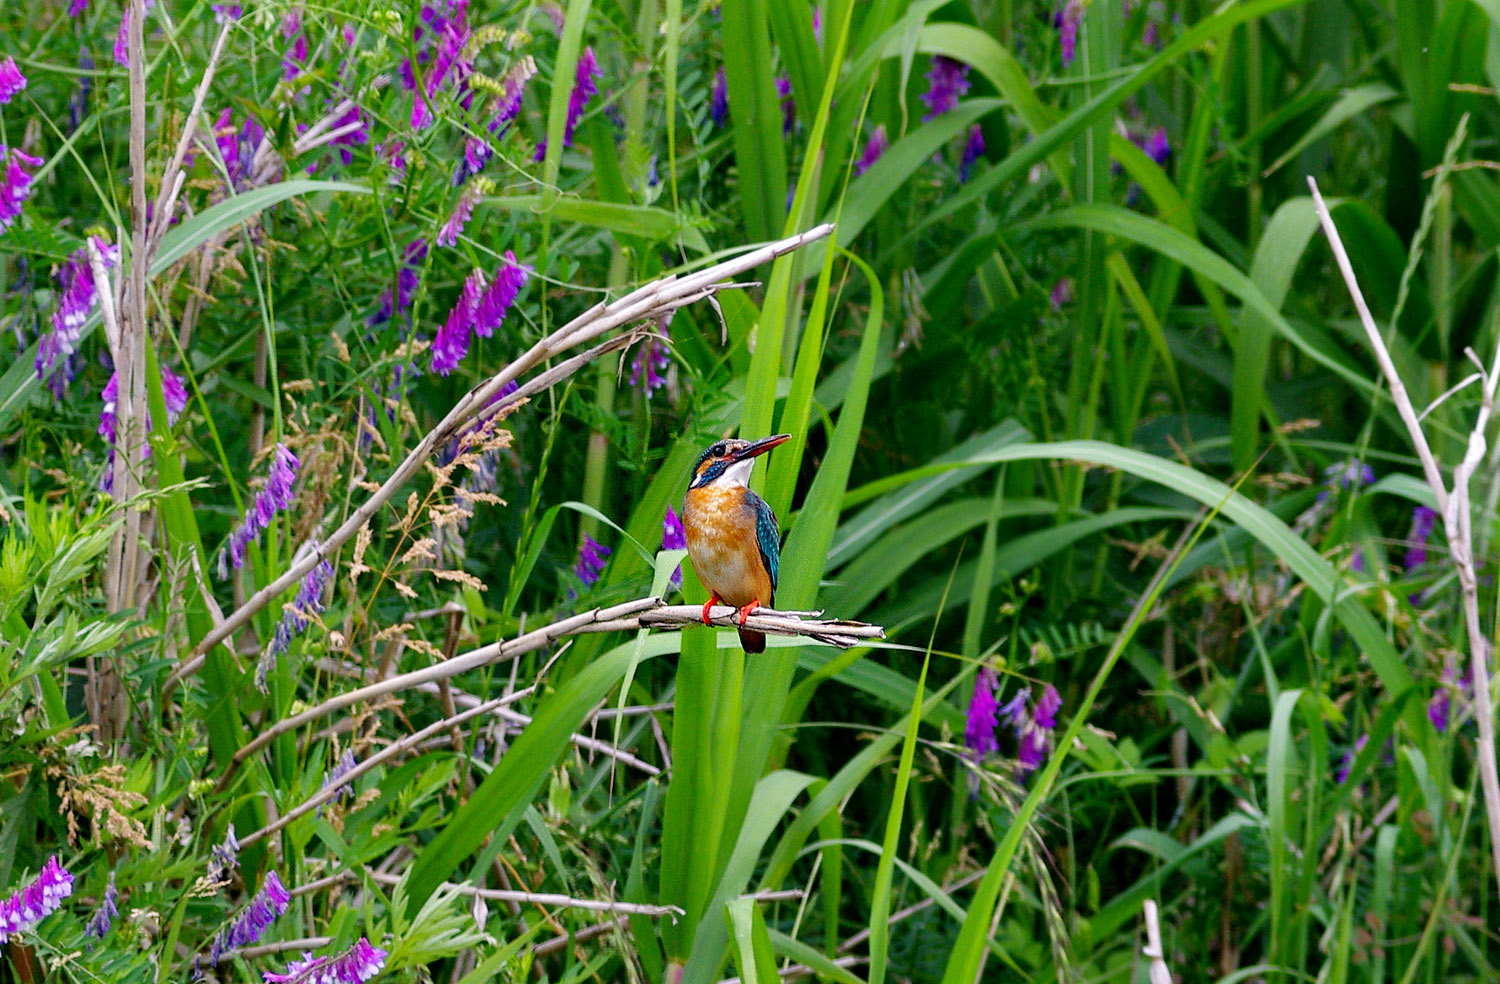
1309 175 1500 896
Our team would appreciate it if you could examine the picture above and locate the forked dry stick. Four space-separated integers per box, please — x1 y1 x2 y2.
1309 176 1500 890
165 223 835 691
212 598 881 792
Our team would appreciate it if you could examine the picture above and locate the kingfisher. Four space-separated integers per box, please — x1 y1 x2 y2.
682 433 790 653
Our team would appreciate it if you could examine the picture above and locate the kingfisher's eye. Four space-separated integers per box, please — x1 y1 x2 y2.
711 443 726 457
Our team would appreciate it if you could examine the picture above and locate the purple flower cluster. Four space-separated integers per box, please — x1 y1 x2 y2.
1057 1 1084 66
406 0 473 130
1050 278 1074 310
438 184 481 247
259 547 335 690
1405 505 1438 570
488 57 536 138
262 937 387 984
211 871 290 963
0 856 73 943
1133 126 1170 166
320 750 359 813
114 0 156 68
711 67 729 128
990 683 1061 776
218 443 300 577
1 145 41 234
207 826 240 884
282 10 309 81
452 135 492 185
965 666 1001 759
629 319 672 398
37 238 118 384
214 108 269 190
534 46 602 161
99 364 188 445
369 238 427 328
327 102 368 165
1336 733 1368 784
85 872 119 939
775 75 795 136
959 124 985 183
0 57 26 104
855 125 888 176
1317 459 1375 503
920 56 970 120
431 251 529 375
212 3 243 23
574 534 610 588
662 505 686 591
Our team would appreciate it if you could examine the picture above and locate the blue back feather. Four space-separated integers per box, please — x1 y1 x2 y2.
749 490 780 595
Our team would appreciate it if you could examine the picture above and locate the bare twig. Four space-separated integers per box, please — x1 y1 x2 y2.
215 598 880 791
365 871 683 919
1309 176 1500 891
1142 900 1172 984
169 223 835 689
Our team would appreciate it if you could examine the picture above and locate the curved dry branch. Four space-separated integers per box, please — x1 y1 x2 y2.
168 222 835 691
215 597 881 792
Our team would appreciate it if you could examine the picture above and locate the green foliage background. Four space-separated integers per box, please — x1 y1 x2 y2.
2 0 1499 980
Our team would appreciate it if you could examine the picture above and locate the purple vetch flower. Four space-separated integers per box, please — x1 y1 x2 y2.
1057 1 1084 66
855 124 889 176
488 57 536 137
431 268 487 374
283 32 309 80
453 135 492 185
0 57 27 104
262 936 387 984
965 666 1000 760
211 871 290 963
1050 277 1074 310
958 124 985 183
1405 505 1438 570
0 856 74 943
473 251 529 336
327 102 368 165
711 66 729 127
409 3 474 129
85 872 118 940
775 75 795 135
320 750 359 812
69 0 89 15
258 546 334 690
1336 733 1368 784
207 826 240 884
218 443 301 577
1034 684 1061 730
662 505 686 591
629 318 671 398
37 238 118 381
532 46 603 160
369 239 427 328
920 56 970 120
69 50 95 134
1141 126 1169 165
812 6 822 43
573 534 610 588
1429 684 1450 733
1321 459 1375 497
1001 683 1062 777
98 362 188 490
438 184 481 247
212 3 243 23
1 145 42 234
114 0 156 68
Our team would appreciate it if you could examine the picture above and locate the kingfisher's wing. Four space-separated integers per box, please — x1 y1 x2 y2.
752 493 781 595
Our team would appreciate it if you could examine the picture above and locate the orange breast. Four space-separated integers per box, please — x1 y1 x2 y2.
682 486 773 609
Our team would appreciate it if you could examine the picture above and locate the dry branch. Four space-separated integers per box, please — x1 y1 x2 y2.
1309 176 1500 891
214 598 880 791
168 222 835 691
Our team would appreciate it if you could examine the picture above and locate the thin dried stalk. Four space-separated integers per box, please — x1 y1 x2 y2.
169 223 835 686
216 597 879 791
1142 900 1172 984
1310 176 1500 890
365 871 683 918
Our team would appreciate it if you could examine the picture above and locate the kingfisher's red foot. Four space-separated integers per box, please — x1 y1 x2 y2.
701 593 721 626
736 599 761 627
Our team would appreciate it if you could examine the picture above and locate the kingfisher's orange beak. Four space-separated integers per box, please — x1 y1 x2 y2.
734 433 791 461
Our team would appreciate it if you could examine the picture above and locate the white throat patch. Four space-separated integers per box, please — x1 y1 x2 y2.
717 456 756 488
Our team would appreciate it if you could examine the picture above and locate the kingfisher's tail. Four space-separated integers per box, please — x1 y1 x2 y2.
738 627 766 654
